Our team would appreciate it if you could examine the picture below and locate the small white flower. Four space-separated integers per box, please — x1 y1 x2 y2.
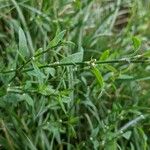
140 114 145 119
120 116 124 120
59 119 62 123
120 130 123 134
101 140 105 145
54 61 60 65
90 137 93 141
32 57 35 60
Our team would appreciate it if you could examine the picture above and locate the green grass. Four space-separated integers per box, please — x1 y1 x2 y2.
0 0 150 149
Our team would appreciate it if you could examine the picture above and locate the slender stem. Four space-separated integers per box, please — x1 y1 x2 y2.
6 42 63 83
1 58 150 74
18 42 63 71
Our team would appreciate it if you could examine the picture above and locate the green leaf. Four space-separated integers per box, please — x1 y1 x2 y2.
18 27 29 58
118 74 134 80
93 140 100 150
132 36 141 50
61 48 83 63
22 94 34 107
69 125 77 138
38 84 55 96
63 41 76 47
45 68 56 77
69 116 79 125
105 140 117 150
141 49 150 57
29 62 46 83
58 95 67 114
91 127 99 138
105 64 117 73
92 67 104 88
122 131 132 140
100 50 110 61
73 0 82 9
48 30 66 48
34 48 43 55
136 76 150 81
62 96 71 103
24 134 37 150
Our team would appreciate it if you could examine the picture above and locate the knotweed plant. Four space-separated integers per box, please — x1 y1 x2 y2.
0 0 150 150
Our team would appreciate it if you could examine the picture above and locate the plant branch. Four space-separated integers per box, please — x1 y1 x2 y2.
1 58 150 74
6 42 63 83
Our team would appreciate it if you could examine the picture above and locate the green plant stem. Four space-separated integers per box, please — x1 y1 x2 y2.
6 42 63 83
17 42 63 71
1 58 149 74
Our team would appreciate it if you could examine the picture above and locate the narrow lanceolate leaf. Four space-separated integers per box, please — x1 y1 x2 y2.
100 50 110 61
58 95 67 114
22 94 34 108
92 67 104 88
18 27 29 58
118 74 134 80
61 47 83 63
48 30 66 48
132 36 141 50
24 134 37 150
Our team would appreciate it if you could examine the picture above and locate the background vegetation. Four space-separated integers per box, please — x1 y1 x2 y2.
0 0 150 149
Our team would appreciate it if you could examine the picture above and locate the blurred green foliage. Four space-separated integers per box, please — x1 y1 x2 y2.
0 0 150 149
